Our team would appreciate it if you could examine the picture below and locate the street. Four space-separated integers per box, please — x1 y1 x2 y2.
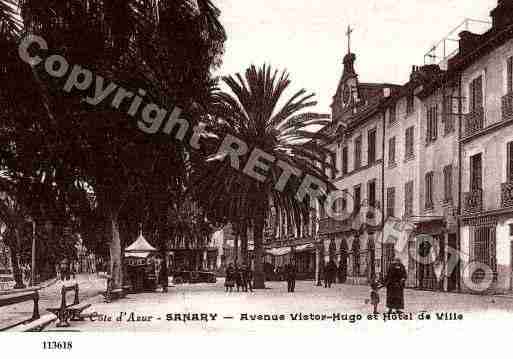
31 279 513 333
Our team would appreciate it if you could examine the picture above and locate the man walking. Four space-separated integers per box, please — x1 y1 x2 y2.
285 260 297 293
325 259 337 288
243 263 253 292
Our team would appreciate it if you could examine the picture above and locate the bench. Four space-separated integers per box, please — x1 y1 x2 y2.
0 290 56 332
47 284 91 327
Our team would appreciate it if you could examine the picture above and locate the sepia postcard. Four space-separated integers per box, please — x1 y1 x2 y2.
1 0 512 357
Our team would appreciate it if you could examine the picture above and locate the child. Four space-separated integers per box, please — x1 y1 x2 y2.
370 280 381 315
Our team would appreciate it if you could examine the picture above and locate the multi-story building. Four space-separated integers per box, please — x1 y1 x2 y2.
456 0 513 293
381 64 461 292
263 0 513 294
317 50 401 285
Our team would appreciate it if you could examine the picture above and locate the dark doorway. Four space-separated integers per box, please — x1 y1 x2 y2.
417 237 437 290
447 233 459 292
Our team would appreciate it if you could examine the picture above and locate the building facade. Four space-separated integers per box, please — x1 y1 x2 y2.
262 0 513 294
457 0 513 293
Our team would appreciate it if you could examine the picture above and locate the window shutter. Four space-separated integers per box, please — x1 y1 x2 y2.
426 106 431 142
508 142 513 182
474 76 483 110
508 57 513 94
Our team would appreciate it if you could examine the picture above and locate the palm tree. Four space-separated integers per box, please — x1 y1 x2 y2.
193 64 335 289
0 0 20 39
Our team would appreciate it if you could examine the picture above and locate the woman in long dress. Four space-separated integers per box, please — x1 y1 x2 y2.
384 258 407 313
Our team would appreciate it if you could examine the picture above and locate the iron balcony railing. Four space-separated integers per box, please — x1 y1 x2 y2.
501 181 513 208
463 107 484 137
463 188 483 214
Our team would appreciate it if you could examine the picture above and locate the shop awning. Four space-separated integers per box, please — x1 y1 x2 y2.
265 247 291 256
294 243 316 252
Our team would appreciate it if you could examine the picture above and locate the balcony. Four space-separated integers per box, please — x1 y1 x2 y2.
463 189 483 215
501 181 513 208
318 217 350 235
502 92 513 122
463 107 484 137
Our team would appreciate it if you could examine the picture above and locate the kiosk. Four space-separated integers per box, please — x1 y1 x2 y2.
125 233 159 293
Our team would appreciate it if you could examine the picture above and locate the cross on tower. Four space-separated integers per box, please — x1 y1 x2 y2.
346 25 354 54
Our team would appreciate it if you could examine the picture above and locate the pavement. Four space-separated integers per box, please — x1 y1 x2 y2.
0 273 107 329
38 280 513 334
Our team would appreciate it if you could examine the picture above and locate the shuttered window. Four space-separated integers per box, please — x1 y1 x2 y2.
508 142 513 182
405 126 414 159
443 95 455 134
425 171 434 210
342 146 348 175
508 57 513 94
386 187 395 218
368 180 376 208
444 165 453 203
388 137 396 166
405 181 414 217
470 153 482 191
368 129 377 165
354 136 362 169
470 76 483 112
426 105 438 143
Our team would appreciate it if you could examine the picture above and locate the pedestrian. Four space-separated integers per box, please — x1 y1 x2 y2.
225 264 235 292
285 260 297 292
384 258 407 314
369 280 382 315
338 258 347 284
325 259 337 288
234 264 243 292
243 264 253 292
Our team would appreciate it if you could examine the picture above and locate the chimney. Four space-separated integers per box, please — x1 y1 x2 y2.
491 0 513 30
458 31 481 55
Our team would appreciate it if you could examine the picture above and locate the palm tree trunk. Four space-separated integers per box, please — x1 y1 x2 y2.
108 207 123 290
240 221 248 265
253 213 266 289
233 231 239 264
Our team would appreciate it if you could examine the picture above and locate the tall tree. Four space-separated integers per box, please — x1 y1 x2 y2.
193 65 335 288
4 0 226 291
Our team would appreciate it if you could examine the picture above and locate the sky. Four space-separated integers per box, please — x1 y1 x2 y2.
214 0 497 114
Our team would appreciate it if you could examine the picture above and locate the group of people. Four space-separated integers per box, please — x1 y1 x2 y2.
322 259 339 288
224 263 253 292
369 258 407 314
223 257 408 315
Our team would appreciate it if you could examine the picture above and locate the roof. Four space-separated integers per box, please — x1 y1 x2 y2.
125 234 157 252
